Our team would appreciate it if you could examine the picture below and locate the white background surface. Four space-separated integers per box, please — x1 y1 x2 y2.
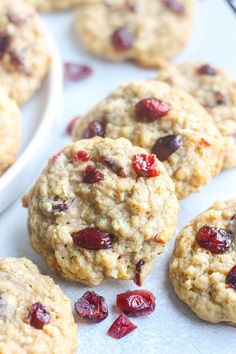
1 1 236 353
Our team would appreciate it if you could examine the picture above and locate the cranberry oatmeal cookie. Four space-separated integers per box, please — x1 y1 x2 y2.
0 257 77 353
72 80 224 199
0 88 21 176
0 0 50 105
23 137 178 286
74 0 195 68
169 200 236 325
158 62 236 169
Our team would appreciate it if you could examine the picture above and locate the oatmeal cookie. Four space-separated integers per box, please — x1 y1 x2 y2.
72 80 224 199
0 257 77 353
169 200 236 325
74 0 195 68
0 88 21 176
158 62 236 169
0 0 50 105
23 137 178 286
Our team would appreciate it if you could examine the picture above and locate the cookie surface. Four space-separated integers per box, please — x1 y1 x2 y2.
169 200 236 325
0 88 21 176
72 80 224 199
24 137 178 286
158 62 236 169
25 0 80 11
74 0 194 68
0 257 77 353
0 0 50 105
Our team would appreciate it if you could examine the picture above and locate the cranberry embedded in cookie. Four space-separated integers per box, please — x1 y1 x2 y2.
0 33 11 59
111 27 133 52
135 98 170 122
151 135 181 161
196 64 218 76
71 150 90 162
196 225 232 254
83 165 105 183
226 265 236 290
75 291 108 323
83 120 105 139
28 302 50 330
71 228 113 250
161 0 185 15
132 154 159 178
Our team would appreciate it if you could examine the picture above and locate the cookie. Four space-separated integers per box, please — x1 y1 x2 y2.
158 62 236 169
0 257 77 353
169 200 236 325
23 137 178 286
25 0 80 12
72 80 224 199
74 0 195 68
0 88 21 176
0 0 51 105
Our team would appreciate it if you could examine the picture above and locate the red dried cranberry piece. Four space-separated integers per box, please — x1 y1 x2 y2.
52 202 68 213
135 98 170 122
111 28 133 51
71 227 112 250
28 302 50 330
162 0 185 15
134 260 145 286
132 154 159 178
75 291 108 323
101 156 126 177
196 225 232 254
71 150 90 162
200 138 211 147
50 152 61 162
196 64 218 76
107 313 137 339
64 62 93 81
116 290 156 317
226 265 236 289
83 120 105 139
151 134 181 161
83 165 105 183
214 91 227 105
0 34 11 59
66 116 80 135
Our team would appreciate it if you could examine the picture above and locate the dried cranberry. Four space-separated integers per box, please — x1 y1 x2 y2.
10 51 30 75
162 0 185 15
151 135 181 161
134 260 145 286
226 265 236 289
71 228 112 250
196 64 218 76
101 156 126 177
196 225 232 254
135 98 170 122
52 202 68 213
200 138 211 147
83 120 105 139
28 302 50 330
111 28 133 51
75 291 108 323
132 154 159 178
64 62 93 81
50 152 61 162
66 116 80 135
116 290 156 317
83 165 105 183
214 91 227 105
0 34 11 59
71 150 90 162
107 313 137 339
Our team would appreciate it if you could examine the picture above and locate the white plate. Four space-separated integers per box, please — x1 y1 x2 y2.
0 26 63 214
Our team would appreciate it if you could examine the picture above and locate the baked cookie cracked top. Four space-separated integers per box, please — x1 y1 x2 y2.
72 80 224 199
0 0 50 105
0 257 77 354
25 0 81 12
169 200 236 325
0 87 21 176
74 0 195 68
158 61 236 169
23 137 178 286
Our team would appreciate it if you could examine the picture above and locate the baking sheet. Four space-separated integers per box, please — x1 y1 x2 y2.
1 1 236 353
